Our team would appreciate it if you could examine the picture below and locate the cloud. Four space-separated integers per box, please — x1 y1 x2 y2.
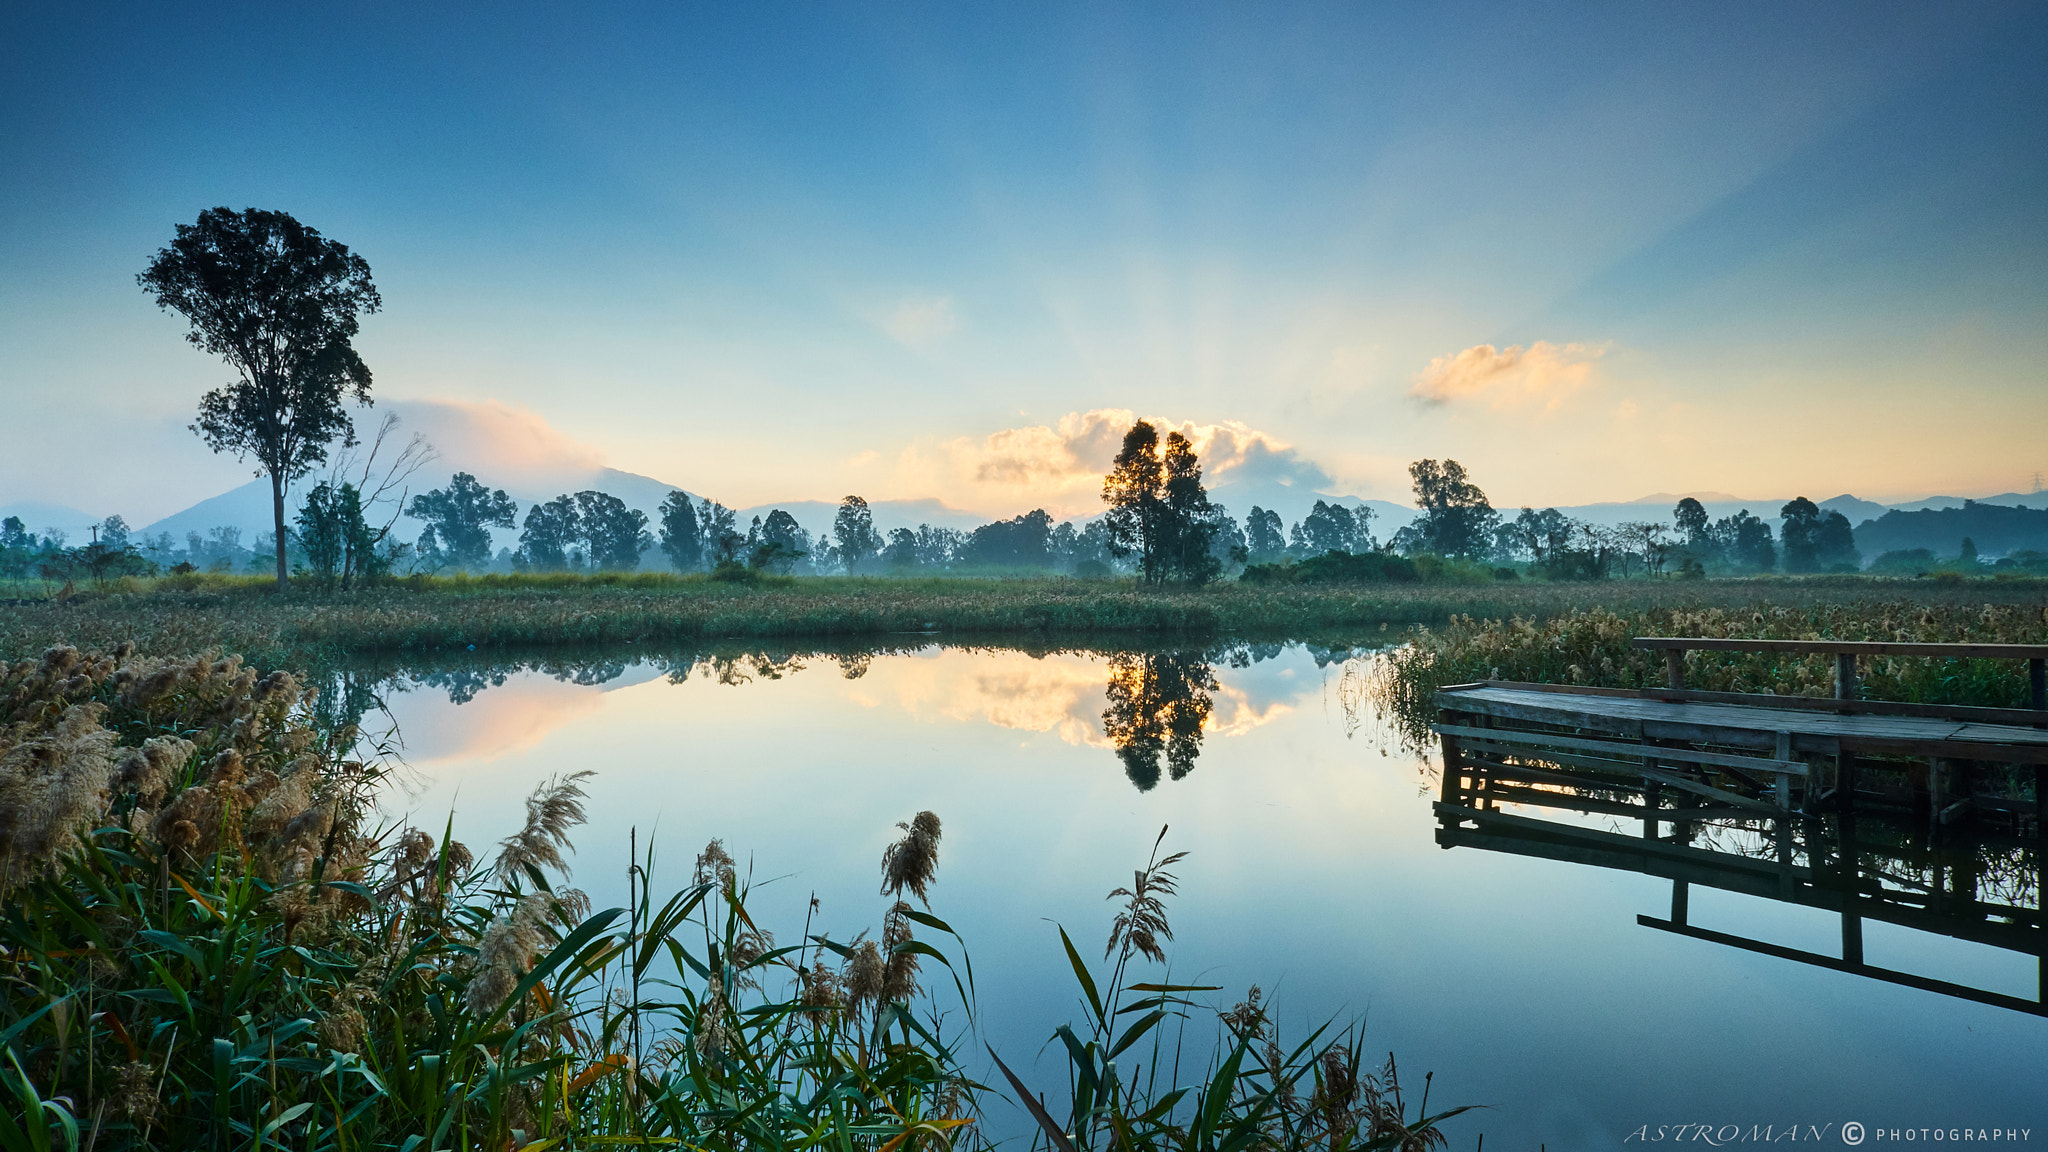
381 399 607 493
1409 341 1607 409
888 409 1333 518
882 295 959 349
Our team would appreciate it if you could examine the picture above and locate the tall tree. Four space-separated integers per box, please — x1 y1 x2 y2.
696 498 744 566
518 495 581 571
749 509 810 573
658 491 703 572
1102 421 1168 582
833 496 882 574
1711 510 1776 571
408 473 518 571
1244 506 1287 563
1405 459 1498 560
575 491 651 571
1814 510 1860 571
1779 497 1824 572
1672 498 1710 549
1159 432 1222 584
139 208 381 587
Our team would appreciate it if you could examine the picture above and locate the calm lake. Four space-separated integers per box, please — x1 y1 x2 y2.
352 641 2046 1148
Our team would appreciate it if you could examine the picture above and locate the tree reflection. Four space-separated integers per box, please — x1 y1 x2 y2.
1102 651 1218 791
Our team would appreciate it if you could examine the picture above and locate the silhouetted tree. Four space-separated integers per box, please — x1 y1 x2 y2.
695 498 744 565
1710 510 1775 572
518 495 581 571
658 490 702 571
1245 506 1287 563
1402 459 1498 560
1815 510 1859 571
1779 497 1824 572
1960 535 1979 564
575 490 650 571
960 509 1054 568
139 208 381 587
408 473 518 571
1159 433 1223 584
1103 421 1168 582
833 495 882 574
748 509 810 573
1290 499 1374 556
1673 498 1710 549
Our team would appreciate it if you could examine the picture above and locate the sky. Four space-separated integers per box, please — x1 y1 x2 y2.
3 0 2046 525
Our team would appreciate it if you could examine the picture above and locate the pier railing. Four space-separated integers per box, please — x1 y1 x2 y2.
1630 636 2048 717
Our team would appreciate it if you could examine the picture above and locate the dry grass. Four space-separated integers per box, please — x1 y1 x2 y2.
7 573 2045 668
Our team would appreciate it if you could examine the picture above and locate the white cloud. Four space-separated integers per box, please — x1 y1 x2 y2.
383 399 607 493
887 409 1333 519
882 295 959 349
1409 341 1607 409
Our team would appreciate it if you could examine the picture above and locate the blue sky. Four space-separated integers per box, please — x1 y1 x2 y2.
3 0 2044 523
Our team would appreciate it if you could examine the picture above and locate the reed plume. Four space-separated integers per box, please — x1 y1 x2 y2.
491 770 592 885
1105 826 1185 963
880 809 942 905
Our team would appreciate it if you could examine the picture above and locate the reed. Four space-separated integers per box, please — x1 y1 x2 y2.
0 643 1465 1152
7 574 2043 669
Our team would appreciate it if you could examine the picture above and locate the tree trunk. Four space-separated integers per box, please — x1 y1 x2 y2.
271 472 289 589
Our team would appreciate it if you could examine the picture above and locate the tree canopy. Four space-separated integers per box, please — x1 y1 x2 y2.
409 473 518 571
139 208 381 586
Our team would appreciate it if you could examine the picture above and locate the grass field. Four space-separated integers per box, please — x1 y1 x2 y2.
6 570 2048 667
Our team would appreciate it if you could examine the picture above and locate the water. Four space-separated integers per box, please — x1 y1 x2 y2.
352 642 2048 1148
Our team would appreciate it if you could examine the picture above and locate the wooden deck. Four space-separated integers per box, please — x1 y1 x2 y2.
1430 671 2048 1015
1438 683 2048 764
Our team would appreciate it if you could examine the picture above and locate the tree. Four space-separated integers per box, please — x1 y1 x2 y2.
1103 421 1168 582
1244 506 1287 563
575 491 651 571
1815 511 1860 571
518 495 581 571
409 473 518 571
294 480 391 589
1159 433 1223 584
833 496 882 574
959 510 1055 568
1673 498 1710 550
1101 422 1223 584
1290 500 1374 557
139 208 381 588
658 491 703 572
1779 497 1824 573
1405 459 1499 560
696 499 744 566
748 509 810 573
1710 510 1775 572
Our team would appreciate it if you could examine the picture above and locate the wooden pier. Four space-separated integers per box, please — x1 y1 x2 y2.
1432 636 2048 1015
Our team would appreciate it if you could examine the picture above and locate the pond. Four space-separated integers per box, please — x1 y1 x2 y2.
344 641 2046 1147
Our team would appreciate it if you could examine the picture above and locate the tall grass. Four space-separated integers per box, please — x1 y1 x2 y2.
0 644 1465 1151
8 574 2044 668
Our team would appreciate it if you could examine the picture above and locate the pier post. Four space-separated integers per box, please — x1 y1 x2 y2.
1835 652 1858 703
1665 648 1685 691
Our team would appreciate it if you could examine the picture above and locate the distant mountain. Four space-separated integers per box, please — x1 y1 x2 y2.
0 500 101 539
1852 501 2048 560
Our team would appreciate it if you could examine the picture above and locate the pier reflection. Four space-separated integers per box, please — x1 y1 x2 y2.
1435 757 2047 1016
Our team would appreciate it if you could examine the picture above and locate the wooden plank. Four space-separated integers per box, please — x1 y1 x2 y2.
1431 803 1807 878
1462 679 2048 726
1439 686 2048 755
1632 637 2048 660
1639 766 1784 815
1433 723 1808 774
